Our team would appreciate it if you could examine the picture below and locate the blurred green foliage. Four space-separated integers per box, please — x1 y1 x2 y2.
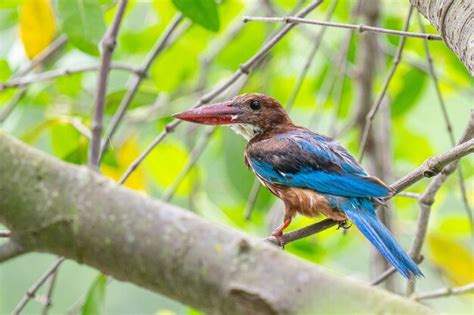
0 0 473 314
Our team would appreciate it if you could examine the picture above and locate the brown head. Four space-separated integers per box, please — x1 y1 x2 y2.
173 93 292 140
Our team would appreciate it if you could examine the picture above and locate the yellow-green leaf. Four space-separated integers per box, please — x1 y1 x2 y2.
144 141 194 196
101 136 147 191
0 59 11 82
428 233 474 285
19 0 56 59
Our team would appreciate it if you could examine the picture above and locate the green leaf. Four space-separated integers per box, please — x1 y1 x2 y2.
81 274 107 315
0 0 24 9
0 9 18 30
0 59 11 82
57 0 106 56
172 0 219 32
50 123 81 159
391 68 427 117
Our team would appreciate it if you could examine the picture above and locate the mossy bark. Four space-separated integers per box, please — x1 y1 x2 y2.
0 132 434 314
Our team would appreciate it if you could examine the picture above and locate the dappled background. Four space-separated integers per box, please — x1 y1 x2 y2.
0 0 473 314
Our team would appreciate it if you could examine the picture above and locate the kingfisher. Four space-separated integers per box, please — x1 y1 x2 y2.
174 93 422 279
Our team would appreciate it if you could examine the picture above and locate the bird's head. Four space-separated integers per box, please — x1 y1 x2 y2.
173 93 292 140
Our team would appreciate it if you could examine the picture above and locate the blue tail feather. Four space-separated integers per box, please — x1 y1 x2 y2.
341 198 423 279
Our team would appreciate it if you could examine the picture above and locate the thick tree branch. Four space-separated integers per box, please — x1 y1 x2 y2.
0 132 433 314
0 240 26 263
410 0 474 75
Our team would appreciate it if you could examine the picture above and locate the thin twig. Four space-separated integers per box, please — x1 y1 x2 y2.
119 0 324 185
358 6 414 161
195 5 260 92
265 219 338 246
162 127 216 202
40 263 60 315
98 14 186 162
406 112 474 296
0 63 140 91
88 0 128 168
371 255 424 286
12 257 65 315
0 241 26 263
0 89 26 123
397 192 420 200
391 139 474 194
0 36 68 123
412 282 474 301
324 0 362 136
244 181 262 221
327 32 353 136
15 35 68 78
417 14 473 232
286 0 338 111
0 230 10 238
242 16 442 40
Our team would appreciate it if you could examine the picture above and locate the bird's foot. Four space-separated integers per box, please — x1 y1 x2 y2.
337 220 352 230
271 232 286 249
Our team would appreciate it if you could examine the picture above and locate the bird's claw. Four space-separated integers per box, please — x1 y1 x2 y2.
337 220 352 230
271 232 286 249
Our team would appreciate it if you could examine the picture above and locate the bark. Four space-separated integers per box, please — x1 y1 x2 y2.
410 0 474 75
0 132 434 315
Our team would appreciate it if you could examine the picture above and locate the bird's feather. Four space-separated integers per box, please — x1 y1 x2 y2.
336 198 423 279
247 129 391 198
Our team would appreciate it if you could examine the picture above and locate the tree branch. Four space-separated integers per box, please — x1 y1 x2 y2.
98 13 186 161
88 0 128 168
12 257 65 315
0 63 140 91
390 138 474 193
412 282 474 301
372 111 473 286
0 240 26 263
242 16 442 40
119 0 325 185
0 132 434 314
265 133 474 248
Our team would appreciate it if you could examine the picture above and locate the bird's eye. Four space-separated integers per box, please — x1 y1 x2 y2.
249 100 261 111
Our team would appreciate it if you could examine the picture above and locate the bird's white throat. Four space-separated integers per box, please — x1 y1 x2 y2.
229 124 262 141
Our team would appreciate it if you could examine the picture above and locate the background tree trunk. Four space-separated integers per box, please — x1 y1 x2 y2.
355 0 397 291
410 0 474 75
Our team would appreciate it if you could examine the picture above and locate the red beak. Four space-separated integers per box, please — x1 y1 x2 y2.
173 101 242 125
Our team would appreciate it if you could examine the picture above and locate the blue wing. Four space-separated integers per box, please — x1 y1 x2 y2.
246 129 391 198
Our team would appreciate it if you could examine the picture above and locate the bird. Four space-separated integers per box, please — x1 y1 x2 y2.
173 93 422 279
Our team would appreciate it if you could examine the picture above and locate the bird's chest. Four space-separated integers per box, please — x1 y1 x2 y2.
256 178 346 221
